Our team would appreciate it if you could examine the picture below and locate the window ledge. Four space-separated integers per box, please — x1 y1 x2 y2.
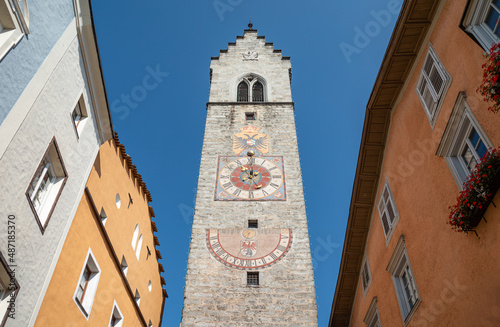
403 298 421 326
0 29 23 60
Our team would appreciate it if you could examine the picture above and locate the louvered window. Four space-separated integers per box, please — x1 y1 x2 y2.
237 81 249 102
416 46 450 125
252 81 264 102
377 181 399 242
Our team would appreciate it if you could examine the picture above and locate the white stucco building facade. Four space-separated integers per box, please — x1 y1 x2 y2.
0 1 113 325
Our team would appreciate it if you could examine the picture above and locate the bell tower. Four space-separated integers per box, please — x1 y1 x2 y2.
181 25 318 326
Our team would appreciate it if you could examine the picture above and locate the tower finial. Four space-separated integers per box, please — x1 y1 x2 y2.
248 17 253 29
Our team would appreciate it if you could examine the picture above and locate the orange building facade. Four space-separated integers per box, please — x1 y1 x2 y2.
330 0 500 326
35 133 166 326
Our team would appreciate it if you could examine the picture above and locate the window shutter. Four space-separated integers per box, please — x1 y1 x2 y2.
386 200 396 223
418 51 448 117
429 64 444 97
362 261 370 290
381 212 390 235
418 78 437 114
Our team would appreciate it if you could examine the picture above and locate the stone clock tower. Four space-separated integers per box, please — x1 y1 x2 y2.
181 24 318 326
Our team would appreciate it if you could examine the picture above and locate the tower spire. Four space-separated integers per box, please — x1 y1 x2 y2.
248 17 253 29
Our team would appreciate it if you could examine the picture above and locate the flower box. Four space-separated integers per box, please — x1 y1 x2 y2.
478 43 500 114
449 148 500 234
467 169 500 228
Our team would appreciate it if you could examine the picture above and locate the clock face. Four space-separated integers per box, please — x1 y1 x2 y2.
215 156 286 201
206 228 292 270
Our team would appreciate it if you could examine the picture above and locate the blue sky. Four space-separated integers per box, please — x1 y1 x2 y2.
91 0 400 325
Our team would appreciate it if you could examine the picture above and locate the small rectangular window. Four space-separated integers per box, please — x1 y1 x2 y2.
361 257 372 295
364 297 381 327
120 256 128 277
387 237 420 323
71 96 88 137
247 272 259 286
377 180 399 243
100 208 107 226
248 220 258 228
74 249 101 317
134 289 141 306
245 112 256 120
109 302 123 327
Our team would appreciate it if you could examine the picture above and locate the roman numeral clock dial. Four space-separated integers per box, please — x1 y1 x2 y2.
215 152 286 201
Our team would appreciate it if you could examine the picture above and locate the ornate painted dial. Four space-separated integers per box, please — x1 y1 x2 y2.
215 156 286 201
206 228 292 270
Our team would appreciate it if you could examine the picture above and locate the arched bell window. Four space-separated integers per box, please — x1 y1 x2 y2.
237 81 249 102
236 76 266 102
252 81 264 102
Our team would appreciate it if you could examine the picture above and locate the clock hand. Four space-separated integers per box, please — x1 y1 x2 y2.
241 169 249 181
249 176 262 189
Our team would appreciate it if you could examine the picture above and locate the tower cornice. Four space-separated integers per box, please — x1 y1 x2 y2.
206 101 295 110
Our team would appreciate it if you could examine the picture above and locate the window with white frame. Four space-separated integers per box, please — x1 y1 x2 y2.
0 252 19 326
387 236 420 324
436 93 493 189
361 257 372 295
26 138 68 232
363 297 381 327
0 0 29 60
74 249 101 318
71 96 88 137
377 180 399 243
109 302 123 327
463 0 500 51
416 45 451 126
